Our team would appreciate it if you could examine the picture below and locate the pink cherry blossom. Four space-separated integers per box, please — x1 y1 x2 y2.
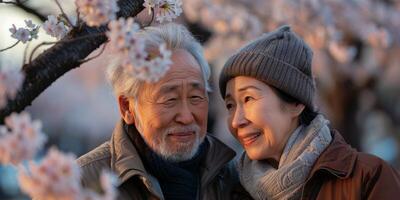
0 67 25 109
9 24 17 35
132 43 172 82
155 0 182 23
76 0 119 27
0 112 46 165
143 0 160 15
8 20 39 43
143 0 182 23
107 17 173 82
43 15 69 40
100 170 119 200
24 20 36 28
18 147 81 200
18 147 118 200
12 28 30 43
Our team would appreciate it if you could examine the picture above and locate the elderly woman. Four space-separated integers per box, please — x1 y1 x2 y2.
218 25 400 200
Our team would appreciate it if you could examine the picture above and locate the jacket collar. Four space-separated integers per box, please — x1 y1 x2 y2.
308 130 357 179
109 120 164 199
200 135 236 187
109 120 236 199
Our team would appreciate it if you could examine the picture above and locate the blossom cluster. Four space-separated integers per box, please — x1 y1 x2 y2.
0 67 24 109
183 0 261 60
185 1 260 38
238 0 397 63
107 17 172 82
9 20 39 43
0 111 117 199
0 112 46 165
75 0 119 27
42 15 70 40
133 43 172 82
143 0 183 23
18 147 118 200
18 148 80 199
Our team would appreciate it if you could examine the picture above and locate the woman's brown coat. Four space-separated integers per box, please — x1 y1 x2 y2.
302 130 400 199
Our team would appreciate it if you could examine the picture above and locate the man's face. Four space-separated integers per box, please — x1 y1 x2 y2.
129 49 208 162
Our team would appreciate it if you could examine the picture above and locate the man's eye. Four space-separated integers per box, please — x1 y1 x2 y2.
190 96 205 104
191 96 204 100
163 98 177 105
167 98 177 102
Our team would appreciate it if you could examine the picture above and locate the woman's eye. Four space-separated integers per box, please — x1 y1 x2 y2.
225 103 233 110
244 96 253 103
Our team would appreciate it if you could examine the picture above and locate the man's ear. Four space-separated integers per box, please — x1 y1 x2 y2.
118 95 136 125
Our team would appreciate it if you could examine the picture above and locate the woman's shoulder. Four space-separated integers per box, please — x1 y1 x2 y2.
323 130 399 180
351 151 400 198
353 151 400 184
310 130 400 198
354 151 396 174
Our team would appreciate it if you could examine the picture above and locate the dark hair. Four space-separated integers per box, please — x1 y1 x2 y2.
269 86 318 125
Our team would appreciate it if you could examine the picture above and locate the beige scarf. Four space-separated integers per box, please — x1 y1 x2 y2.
237 115 332 200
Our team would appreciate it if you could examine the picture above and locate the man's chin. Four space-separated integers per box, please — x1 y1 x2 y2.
166 133 197 144
158 142 199 162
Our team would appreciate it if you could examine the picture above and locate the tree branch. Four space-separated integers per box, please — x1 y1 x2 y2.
0 40 20 52
1 0 48 21
0 0 145 122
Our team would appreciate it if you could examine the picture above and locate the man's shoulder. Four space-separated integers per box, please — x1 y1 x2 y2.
218 157 253 199
76 142 112 187
77 141 111 167
205 134 234 151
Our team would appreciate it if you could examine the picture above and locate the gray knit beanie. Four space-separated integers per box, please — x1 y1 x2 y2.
219 25 315 110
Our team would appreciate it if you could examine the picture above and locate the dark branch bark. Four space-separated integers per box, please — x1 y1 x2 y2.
16 1 47 21
0 0 144 122
2 0 47 21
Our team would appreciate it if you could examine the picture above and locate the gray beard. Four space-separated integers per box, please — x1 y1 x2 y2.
135 120 205 162
141 131 206 162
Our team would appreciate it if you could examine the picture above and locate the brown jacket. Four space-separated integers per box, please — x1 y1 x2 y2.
77 120 250 200
302 130 400 200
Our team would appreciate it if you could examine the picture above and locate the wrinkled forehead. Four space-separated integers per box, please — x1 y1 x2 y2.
159 49 203 82
141 49 205 96
157 80 205 94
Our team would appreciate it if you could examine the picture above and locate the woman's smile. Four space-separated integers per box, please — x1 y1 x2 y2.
239 132 262 147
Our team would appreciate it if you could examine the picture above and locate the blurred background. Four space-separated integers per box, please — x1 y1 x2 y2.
0 0 399 199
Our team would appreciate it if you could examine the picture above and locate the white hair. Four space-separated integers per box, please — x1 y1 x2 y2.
107 23 212 99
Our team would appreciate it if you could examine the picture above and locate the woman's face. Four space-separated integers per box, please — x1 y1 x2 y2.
224 76 302 161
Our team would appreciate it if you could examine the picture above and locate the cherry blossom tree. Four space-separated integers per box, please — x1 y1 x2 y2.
0 0 182 198
1 0 399 198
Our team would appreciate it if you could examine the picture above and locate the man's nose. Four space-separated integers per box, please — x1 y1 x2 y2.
175 100 195 125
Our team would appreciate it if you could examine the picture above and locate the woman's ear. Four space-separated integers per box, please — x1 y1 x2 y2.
118 95 136 124
288 103 305 117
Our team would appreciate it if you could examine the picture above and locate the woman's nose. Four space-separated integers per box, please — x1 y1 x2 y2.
231 107 249 129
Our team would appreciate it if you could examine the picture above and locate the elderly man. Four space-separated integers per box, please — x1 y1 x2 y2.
77 23 249 200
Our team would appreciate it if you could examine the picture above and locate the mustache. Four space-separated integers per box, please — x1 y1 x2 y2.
164 124 201 135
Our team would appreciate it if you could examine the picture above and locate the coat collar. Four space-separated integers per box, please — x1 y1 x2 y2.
109 120 164 199
308 130 358 179
199 135 236 187
109 119 236 199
